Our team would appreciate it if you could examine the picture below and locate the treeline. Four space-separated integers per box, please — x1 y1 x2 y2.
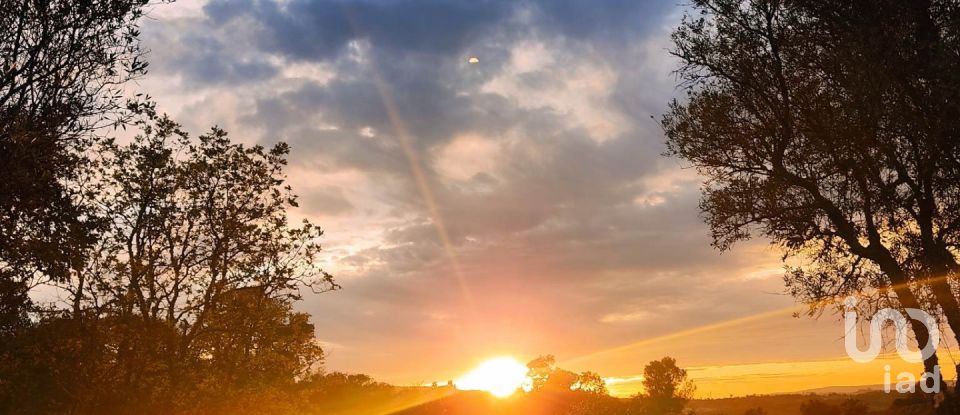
0 1 337 414
0 110 338 413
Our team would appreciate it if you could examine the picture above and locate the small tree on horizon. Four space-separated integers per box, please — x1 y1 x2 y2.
525 355 612 396
633 357 694 415
575 371 609 395
526 355 556 392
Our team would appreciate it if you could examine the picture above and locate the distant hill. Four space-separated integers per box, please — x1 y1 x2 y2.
794 385 887 395
688 391 899 415
794 380 955 396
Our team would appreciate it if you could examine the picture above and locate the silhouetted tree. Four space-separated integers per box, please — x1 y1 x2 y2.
544 369 579 392
0 111 336 413
0 0 153 332
633 357 694 415
525 355 609 395
0 2 158 408
527 355 558 391
575 371 608 395
663 0 960 389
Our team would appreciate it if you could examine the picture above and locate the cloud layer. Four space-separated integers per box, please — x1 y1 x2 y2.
140 0 843 388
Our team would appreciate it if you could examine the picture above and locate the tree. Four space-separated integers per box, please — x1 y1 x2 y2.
544 369 580 392
575 371 609 395
0 1 155 406
0 111 337 413
0 0 153 330
527 354 558 392
525 355 609 395
662 0 960 390
636 357 694 415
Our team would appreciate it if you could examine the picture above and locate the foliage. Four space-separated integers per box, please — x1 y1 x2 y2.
525 354 611 395
631 357 695 415
0 5 157 406
527 354 559 391
576 371 609 395
0 112 336 413
0 0 153 332
0 3 339 413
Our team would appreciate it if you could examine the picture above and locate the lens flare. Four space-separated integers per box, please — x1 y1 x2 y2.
456 357 529 398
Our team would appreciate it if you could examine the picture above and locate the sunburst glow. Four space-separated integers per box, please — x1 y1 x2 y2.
455 357 529 398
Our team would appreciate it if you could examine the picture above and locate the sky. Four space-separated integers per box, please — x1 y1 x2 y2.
135 0 947 398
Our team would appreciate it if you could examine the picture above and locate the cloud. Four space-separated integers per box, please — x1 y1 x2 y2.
299 186 355 217
139 0 815 387
204 0 512 61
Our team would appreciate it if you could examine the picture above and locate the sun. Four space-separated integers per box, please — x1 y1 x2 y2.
455 357 529 398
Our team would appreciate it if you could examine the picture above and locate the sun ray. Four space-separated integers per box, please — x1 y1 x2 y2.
338 5 476 315
565 275 959 366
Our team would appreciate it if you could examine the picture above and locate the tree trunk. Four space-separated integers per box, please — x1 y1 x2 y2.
927 252 960 397
878 257 944 395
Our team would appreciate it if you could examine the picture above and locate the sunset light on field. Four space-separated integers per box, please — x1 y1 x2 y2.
455 357 530 398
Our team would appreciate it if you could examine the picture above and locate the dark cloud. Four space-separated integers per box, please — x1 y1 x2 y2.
532 0 678 41
200 0 676 61
204 0 513 61
152 0 677 86
143 17 279 85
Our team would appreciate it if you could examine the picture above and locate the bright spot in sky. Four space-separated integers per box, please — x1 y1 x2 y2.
455 357 529 398
468 56 480 64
